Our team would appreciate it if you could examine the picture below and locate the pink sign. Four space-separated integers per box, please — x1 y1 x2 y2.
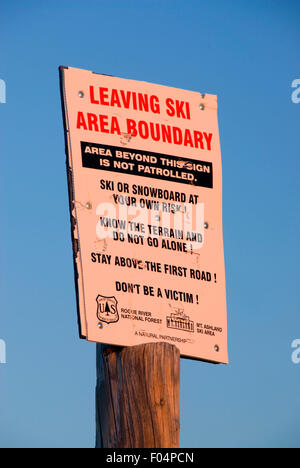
60 66 228 363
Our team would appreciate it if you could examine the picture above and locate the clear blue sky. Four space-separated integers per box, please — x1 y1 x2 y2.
0 0 299 448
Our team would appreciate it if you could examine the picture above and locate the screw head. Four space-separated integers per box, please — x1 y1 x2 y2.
98 322 103 329
204 222 209 229
78 91 84 98
199 103 205 111
214 345 220 352
85 202 92 210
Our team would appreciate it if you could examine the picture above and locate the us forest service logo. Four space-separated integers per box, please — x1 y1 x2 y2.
166 309 194 333
96 295 119 325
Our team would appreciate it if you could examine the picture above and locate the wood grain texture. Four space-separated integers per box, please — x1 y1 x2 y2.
96 342 180 448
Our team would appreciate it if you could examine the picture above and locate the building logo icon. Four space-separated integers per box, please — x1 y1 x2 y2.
96 295 119 325
166 309 194 333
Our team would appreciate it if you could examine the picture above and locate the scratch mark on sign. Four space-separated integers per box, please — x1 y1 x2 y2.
94 238 108 252
120 132 133 145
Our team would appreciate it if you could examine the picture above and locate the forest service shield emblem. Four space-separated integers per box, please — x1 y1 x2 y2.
96 295 119 324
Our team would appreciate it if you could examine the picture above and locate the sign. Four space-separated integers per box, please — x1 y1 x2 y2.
59 66 228 363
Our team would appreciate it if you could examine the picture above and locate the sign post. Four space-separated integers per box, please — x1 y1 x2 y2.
96 342 180 448
59 66 228 447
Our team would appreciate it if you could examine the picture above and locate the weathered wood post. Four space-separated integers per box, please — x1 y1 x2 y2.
96 342 180 448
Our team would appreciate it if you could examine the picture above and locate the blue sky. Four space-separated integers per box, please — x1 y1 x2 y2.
0 0 299 448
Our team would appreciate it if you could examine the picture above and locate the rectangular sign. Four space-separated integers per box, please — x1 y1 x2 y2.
60 66 228 363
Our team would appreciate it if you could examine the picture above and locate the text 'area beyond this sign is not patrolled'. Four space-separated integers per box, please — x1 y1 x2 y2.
59 66 228 364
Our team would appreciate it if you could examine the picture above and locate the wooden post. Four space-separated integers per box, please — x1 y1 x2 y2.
96 342 180 448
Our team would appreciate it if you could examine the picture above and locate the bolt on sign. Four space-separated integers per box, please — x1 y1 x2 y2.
59 66 228 364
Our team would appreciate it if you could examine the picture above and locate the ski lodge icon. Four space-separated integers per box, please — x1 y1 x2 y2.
166 309 194 333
